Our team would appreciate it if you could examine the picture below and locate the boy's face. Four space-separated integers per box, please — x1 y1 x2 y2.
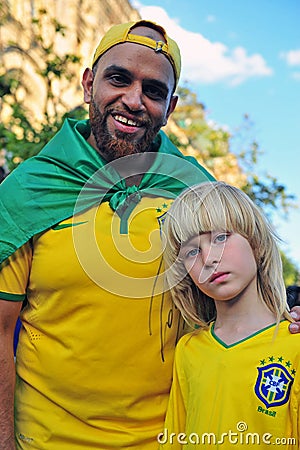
180 231 257 302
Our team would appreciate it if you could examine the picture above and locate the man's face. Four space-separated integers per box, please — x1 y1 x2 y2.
82 28 177 161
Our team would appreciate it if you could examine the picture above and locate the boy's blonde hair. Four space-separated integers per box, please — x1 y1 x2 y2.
163 181 290 328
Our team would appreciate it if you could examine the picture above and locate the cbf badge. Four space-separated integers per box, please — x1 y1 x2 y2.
255 363 294 408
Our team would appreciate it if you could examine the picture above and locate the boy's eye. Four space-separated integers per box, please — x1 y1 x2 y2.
214 233 229 244
186 248 201 258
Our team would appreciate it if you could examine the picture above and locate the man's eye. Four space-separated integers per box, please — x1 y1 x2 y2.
109 74 129 85
144 85 167 100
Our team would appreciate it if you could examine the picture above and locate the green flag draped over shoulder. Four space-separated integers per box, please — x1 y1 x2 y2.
0 119 214 264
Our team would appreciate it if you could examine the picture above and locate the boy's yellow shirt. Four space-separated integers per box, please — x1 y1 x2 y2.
162 321 300 449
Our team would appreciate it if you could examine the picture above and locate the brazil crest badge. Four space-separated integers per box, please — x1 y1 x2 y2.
255 363 294 408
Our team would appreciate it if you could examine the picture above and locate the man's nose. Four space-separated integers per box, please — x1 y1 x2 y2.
122 83 144 111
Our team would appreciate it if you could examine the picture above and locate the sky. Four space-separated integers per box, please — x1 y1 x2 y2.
132 0 300 271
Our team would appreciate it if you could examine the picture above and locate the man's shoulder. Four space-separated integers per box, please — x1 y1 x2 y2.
157 130 216 180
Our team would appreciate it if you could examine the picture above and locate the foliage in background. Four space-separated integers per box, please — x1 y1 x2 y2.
169 86 295 216
167 86 298 282
230 114 295 215
0 8 87 169
281 251 299 286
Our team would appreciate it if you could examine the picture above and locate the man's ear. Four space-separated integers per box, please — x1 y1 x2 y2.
81 68 94 104
166 95 178 120
162 95 178 126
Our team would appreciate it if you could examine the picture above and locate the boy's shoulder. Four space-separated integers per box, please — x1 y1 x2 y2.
278 319 300 338
177 326 209 348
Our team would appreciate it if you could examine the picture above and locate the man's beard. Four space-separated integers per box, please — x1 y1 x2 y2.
89 99 163 161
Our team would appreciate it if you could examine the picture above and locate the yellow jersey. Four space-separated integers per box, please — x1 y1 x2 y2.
161 321 300 449
0 198 186 449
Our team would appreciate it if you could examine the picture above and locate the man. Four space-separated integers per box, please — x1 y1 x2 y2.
0 20 299 450
0 20 214 450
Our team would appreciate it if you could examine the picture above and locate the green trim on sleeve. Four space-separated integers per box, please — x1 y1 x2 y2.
0 291 26 302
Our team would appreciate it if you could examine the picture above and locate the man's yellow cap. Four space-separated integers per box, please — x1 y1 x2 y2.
92 20 181 87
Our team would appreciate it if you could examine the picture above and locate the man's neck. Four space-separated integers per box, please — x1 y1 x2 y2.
115 152 157 186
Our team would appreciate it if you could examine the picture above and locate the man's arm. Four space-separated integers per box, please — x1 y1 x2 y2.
0 299 22 450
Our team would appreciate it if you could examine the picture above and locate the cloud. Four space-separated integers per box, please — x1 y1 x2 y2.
280 49 300 66
134 4 273 86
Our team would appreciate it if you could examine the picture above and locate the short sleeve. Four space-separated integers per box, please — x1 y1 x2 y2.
0 242 32 301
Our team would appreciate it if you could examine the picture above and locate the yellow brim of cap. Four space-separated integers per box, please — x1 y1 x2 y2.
92 20 181 87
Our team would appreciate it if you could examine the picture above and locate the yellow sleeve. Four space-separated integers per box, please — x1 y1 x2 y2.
159 340 187 449
0 242 32 301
